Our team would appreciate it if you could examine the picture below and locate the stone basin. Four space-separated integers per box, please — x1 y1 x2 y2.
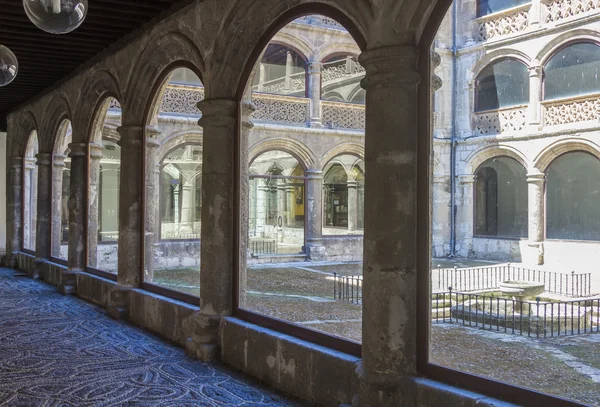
499 281 545 301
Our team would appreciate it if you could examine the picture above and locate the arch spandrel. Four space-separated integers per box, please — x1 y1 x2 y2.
125 31 205 127
41 95 73 154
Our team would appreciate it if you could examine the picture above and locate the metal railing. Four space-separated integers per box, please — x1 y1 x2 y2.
333 273 362 304
250 240 277 256
160 232 201 240
433 289 600 338
435 264 592 297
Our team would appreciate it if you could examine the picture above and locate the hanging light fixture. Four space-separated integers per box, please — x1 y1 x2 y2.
23 0 88 34
0 45 18 87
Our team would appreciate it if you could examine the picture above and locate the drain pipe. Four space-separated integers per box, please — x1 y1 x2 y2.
449 0 458 257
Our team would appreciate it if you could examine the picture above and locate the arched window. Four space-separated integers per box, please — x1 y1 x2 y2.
546 151 600 241
323 154 364 234
475 59 529 112
544 42 600 100
252 44 307 96
23 131 39 251
51 119 72 260
474 157 528 238
477 0 529 17
249 150 305 255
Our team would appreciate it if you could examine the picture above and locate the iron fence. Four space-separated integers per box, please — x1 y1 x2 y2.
435 264 592 297
250 240 277 256
333 273 362 304
432 289 600 338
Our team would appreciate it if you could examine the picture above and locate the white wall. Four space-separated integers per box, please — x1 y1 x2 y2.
0 132 6 254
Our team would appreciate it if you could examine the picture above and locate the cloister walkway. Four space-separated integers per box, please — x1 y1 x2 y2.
0 268 300 406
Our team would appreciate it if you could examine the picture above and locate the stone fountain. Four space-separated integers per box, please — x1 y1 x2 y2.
498 281 545 312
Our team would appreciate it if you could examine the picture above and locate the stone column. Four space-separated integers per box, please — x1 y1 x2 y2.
255 180 267 234
285 51 293 90
144 127 160 283
286 185 295 227
347 180 358 232
51 153 66 258
59 143 87 295
107 126 143 320
528 62 543 130
356 45 420 406
277 181 287 227
258 63 267 92
526 171 545 265
23 157 36 250
32 153 52 279
529 0 541 27
87 142 103 268
305 170 325 259
307 62 323 127
5 157 23 268
186 98 237 361
455 175 476 257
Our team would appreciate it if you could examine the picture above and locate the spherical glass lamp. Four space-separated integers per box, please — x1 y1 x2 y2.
0 45 18 87
23 0 88 34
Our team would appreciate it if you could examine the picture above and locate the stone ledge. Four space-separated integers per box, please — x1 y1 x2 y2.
414 378 520 407
220 317 360 407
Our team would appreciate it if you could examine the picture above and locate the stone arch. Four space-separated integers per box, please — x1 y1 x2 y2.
464 144 529 175
536 29 600 65
534 138 600 172
75 69 122 144
211 2 368 100
13 111 39 157
249 137 315 170
53 119 72 155
471 50 531 85
126 31 205 126
41 95 73 154
271 32 314 62
320 142 365 169
158 130 204 163
317 43 361 63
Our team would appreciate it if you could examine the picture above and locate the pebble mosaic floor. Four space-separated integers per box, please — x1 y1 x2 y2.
0 268 301 406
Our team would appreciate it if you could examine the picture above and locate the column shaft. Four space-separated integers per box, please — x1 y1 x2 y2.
5 157 23 267
51 154 66 258
33 153 52 279
528 64 543 128
144 130 160 283
305 170 324 259
527 172 545 265
87 143 102 268
308 62 323 127
347 180 358 232
357 45 420 406
60 143 87 294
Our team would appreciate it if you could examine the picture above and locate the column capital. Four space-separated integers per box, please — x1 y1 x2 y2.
53 153 67 167
68 142 87 157
458 174 476 185
197 98 237 128
35 153 52 167
306 170 323 180
347 180 359 188
528 61 543 77
241 100 256 130
307 61 322 74
527 171 545 183
359 45 420 89
89 142 104 159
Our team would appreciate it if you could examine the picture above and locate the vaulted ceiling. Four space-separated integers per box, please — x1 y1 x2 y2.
0 0 193 131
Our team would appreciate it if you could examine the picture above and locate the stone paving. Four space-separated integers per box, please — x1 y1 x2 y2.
0 268 302 407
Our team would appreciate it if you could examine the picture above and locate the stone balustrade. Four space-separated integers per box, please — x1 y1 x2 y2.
322 100 365 130
476 4 531 41
542 93 600 126
473 105 528 135
542 0 600 23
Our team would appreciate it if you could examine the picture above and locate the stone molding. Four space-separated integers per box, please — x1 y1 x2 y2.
359 45 420 89
197 99 237 128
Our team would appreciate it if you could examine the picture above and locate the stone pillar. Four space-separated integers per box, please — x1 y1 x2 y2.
255 180 267 234
5 157 23 268
528 62 543 129
186 98 236 362
305 170 325 259
51 153 66 258
277 181 287 227
286 185 295 227
107 126 143 320
59 143 87 295
307 62 323 127
285 51 293 90
258 63 267 92
347 180 358 232
87 142 103 268
144 127 160 283
455 175 476 257
356 45 420 406
32 153 52 279
23 157 36 250
526 171 545 265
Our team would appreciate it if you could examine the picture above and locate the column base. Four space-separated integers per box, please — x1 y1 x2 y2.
107 286 132 321
309 119 324 128
306 242 326 261
353 363 416 407
58 269 80 295
2 253 17 268
524 241 544 266
30 258 43 280
185 312 220 362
